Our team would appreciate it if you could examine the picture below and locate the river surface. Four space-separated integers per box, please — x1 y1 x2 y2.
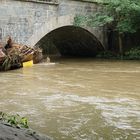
0 59 140 140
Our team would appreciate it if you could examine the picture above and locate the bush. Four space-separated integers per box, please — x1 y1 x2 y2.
124 47 140 60
96 51 117 59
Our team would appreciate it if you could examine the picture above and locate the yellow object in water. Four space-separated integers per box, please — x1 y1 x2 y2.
23 60 33 67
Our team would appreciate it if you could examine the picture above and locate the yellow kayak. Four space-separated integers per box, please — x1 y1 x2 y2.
23 60 33 67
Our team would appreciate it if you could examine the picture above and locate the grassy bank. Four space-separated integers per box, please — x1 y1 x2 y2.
96 47 140 60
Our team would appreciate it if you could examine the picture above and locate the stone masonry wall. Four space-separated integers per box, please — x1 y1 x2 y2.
0 0 58 45
0 0 105 47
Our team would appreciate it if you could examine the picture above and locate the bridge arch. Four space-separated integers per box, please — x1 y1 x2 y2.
35 25 104 57
26 15 105 47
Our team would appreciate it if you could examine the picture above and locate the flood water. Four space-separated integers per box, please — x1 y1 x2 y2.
0 58 140 140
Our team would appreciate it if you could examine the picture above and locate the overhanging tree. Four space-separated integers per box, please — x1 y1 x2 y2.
74 0 140 54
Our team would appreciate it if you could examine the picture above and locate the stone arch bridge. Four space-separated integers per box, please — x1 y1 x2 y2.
0 0 107 56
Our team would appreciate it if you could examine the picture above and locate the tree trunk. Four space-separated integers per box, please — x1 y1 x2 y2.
118 33 123 57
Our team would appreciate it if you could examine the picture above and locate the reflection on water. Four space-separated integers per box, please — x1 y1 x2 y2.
0 59 140 140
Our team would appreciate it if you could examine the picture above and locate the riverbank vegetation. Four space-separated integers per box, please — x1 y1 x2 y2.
0 112 51 140
97 47 140 60
0 112 28 128
74 0 140 59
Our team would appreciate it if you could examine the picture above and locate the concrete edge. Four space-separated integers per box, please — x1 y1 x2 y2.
15 0 59 5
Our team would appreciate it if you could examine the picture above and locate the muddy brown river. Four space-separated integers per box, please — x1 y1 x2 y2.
0 59 140 140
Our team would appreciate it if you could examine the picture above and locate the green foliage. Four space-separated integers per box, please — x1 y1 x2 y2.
0 112 29 128
74 0 140 34
124 47 140 59
74 15 89 27
96 47 140 60
96 51 117 59
74 14 113 27
106 0 140 33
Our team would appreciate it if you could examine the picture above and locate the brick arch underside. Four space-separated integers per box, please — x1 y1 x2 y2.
35 26 104 57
